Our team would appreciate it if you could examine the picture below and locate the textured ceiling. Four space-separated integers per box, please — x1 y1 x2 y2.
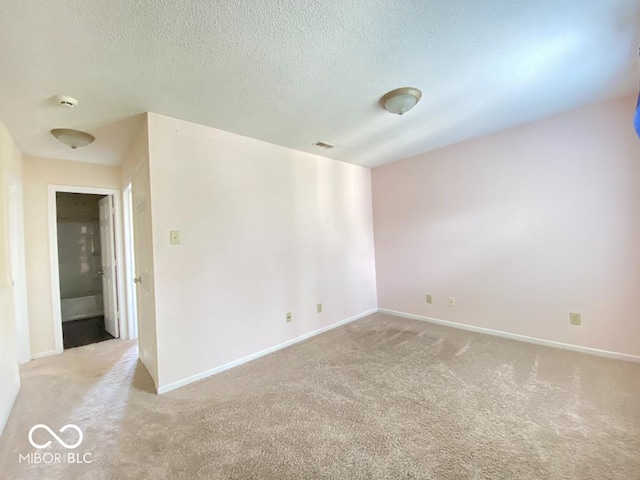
1 0 638 168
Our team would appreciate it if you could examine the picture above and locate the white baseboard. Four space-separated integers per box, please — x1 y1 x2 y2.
31 350 58 360
157 308 378 394
378 308 640 363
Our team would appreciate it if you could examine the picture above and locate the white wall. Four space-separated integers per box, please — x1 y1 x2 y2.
0 123 21 437
372 95 640 357
0 287 18 437
121 117 159 386
7 131 30 364
23 157 121 357
122 115 149 187
147 113 377 389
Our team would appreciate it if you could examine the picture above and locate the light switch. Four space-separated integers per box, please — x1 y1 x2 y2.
569 312 581 325
170 231 180 245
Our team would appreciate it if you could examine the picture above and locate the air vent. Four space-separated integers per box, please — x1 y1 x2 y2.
313 141 334 149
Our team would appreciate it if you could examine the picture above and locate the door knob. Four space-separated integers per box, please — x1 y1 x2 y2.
98 270 104 276
133 276 142 284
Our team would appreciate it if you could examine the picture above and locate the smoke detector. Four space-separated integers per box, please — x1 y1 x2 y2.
54 95 79 108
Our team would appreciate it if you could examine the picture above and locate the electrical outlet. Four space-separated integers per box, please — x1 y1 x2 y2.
317 303 322 313
425 294 433 304
286 312 292 323
448 296 456 307
569 312 581 325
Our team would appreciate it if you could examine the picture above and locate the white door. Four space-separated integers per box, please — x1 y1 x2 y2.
99 196 119 338
131 163 158 380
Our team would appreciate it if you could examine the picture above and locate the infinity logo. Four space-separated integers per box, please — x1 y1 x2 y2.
28 424 83 450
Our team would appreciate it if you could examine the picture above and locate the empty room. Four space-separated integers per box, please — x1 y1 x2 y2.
0 1 639 479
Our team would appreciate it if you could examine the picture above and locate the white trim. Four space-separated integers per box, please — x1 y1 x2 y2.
122 184 138 340
111 189 127 340
47 187 63 354
31 350 58 359
8 182 31 363
47 185 128 355
378 308 640 363
157 308 378 394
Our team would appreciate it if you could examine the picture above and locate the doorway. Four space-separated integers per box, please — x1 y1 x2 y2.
55 193 117 348
48 186 129 353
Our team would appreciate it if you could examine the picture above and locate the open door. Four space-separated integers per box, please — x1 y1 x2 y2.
99 195 119 338
132 162 158 384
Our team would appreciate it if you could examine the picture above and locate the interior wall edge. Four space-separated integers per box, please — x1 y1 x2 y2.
0 384 18 439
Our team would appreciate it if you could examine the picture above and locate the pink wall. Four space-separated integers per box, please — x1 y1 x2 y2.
372 95 640 356
147 113 377 389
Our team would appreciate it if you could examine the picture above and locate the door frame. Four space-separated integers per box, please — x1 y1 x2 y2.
47 185 128 354
98 195 119 338
122 184 138 340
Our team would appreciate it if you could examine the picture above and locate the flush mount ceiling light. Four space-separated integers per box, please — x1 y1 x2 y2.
50 128 95 149
380 87 422 115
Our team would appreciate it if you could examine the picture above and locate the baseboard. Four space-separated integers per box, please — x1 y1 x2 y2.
31 350 59 360
157 308 378 394
378 308 640 363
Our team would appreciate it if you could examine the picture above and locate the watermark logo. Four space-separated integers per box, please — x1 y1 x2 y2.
28 424 83 449
20 424 92 465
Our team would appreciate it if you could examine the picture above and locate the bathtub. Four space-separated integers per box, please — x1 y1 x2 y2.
61 292 104 322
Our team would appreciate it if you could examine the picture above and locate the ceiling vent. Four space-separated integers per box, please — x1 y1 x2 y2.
313 141 334 149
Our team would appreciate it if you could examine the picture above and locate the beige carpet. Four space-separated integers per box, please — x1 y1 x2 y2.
1 313 639 479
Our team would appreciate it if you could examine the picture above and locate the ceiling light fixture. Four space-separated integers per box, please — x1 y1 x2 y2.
50 128 95 149
380 87 422 115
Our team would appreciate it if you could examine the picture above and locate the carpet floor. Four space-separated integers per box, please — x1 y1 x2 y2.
1 313 639 479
